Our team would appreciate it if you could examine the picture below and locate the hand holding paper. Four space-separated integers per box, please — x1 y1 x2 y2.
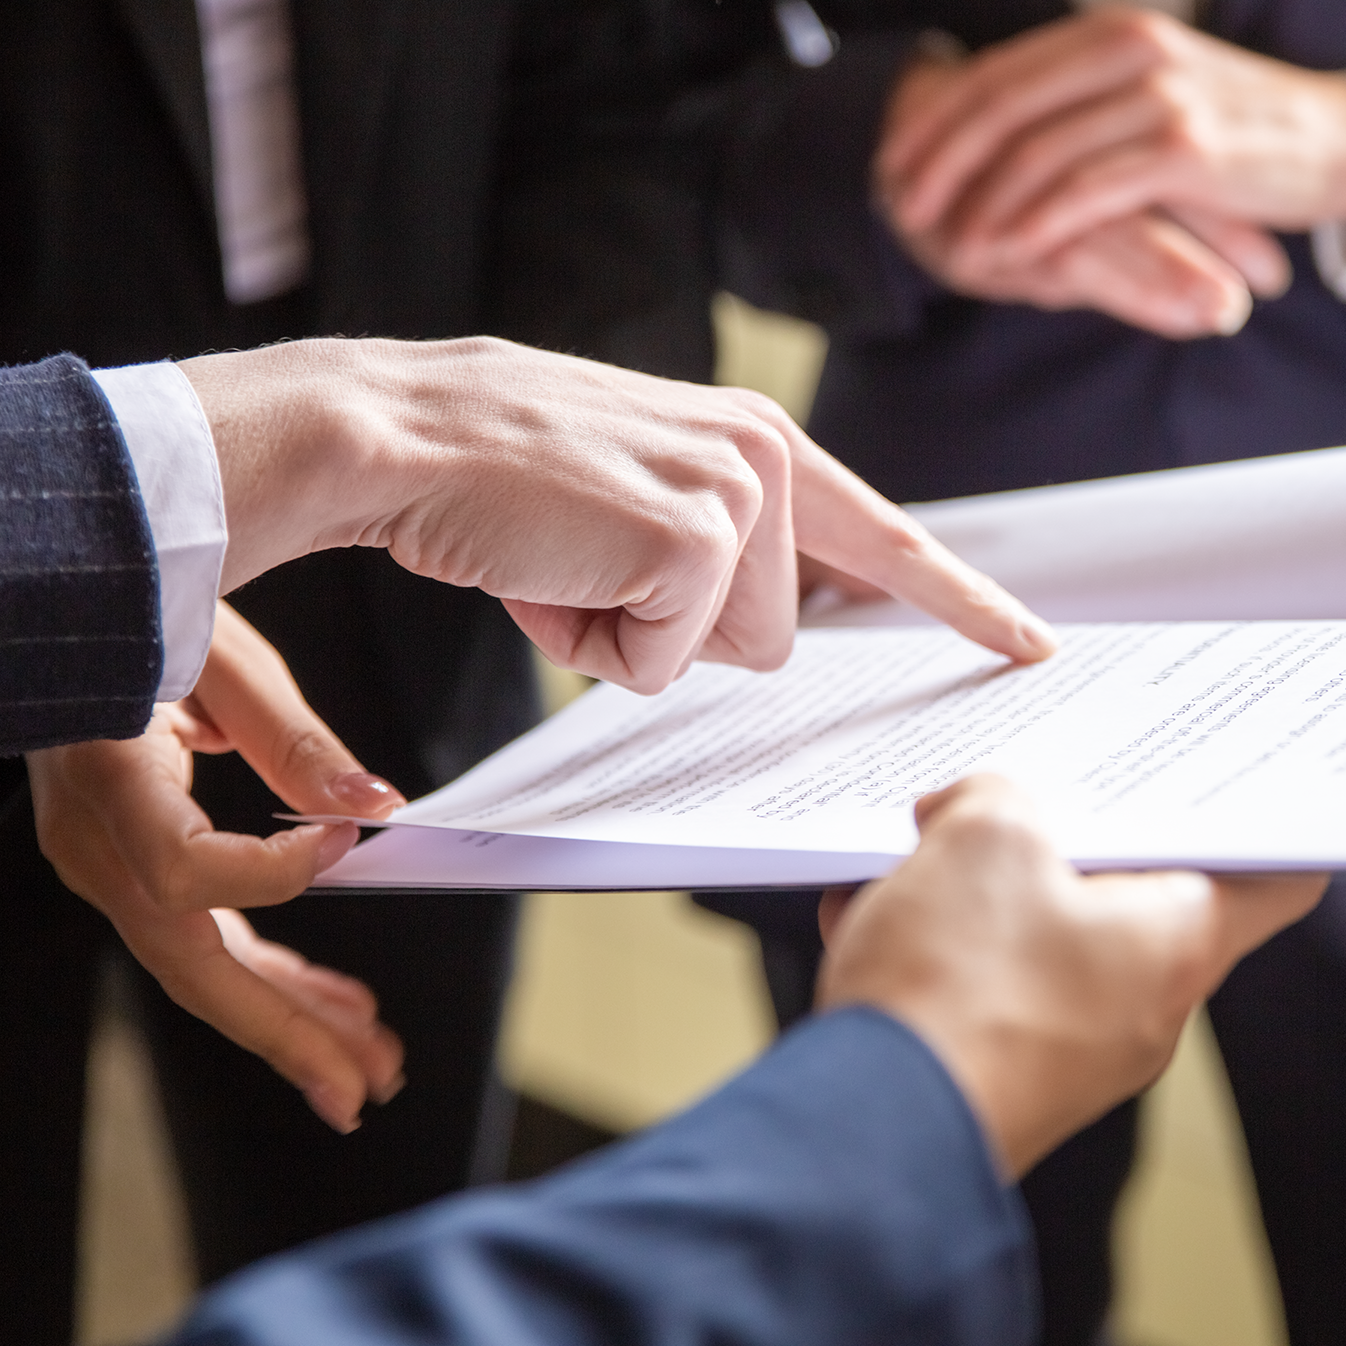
817 774 1325 1176
28 335 1061 1130
27 603 406 1133
317 446 1346 890
183 336 1055 695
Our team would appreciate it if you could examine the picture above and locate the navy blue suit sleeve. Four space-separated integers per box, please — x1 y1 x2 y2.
165 1007 1038 1346
0 355 162 753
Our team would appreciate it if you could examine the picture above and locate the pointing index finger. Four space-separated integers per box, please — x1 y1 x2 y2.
790 435 1057 663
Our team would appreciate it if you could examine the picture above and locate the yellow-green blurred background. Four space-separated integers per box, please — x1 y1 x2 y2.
78 297 1287 1346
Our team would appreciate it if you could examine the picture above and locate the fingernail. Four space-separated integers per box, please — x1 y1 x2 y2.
1016 614 1058 660
371 1071 406 1106
330 771 407 814
314 822 358 874
1214 287 1253 337
1245 257 1290 300
304 1083 361 1134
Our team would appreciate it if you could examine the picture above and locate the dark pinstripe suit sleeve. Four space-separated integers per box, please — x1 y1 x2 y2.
0 354 163 754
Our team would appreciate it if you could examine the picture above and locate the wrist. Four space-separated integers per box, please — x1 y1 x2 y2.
1306 70 1346 222
179 339 379 593
821 988 1033 1178
882 1005 1067 1180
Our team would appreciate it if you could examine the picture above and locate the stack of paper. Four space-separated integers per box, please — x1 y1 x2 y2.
311 449 1346 890
816 444 1346 627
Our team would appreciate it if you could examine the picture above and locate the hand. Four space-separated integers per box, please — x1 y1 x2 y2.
904 198 1259 339
874 40 1283 336
880 9 1346 290
27 603 408 1133
182 336 1056 696
816 775 1325 1177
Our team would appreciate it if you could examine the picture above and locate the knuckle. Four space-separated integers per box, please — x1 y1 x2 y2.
883 506 937 557
275 726 336 783
943 798 1042 858
154 859 202 914
1162 927 1216 1001
1107 6 1172 59
750 420 792 470
719 385 786 422
718 394 795 465
679 447 765 534
660 506 717 562
245 1001 315 1069
1130 1008 1184 1071
688 508 743 574
717 455 766 523
631 506 735 596
1157 112 1202 162
455 333 512 360
942 807 1015 850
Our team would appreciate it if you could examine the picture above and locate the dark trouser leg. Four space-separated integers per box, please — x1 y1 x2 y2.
0 777 108 1346
691 888 825 1028
1207 874 1346 1346
1019 1101 1139 1346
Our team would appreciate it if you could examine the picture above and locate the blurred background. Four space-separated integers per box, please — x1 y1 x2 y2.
77 297 1287 1346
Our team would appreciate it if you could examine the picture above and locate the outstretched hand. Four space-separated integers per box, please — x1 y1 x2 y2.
818 775 1325 1176
27 603 407 1133
184 336 1057 696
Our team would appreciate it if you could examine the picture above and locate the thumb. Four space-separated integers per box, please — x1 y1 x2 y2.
192 603 406 817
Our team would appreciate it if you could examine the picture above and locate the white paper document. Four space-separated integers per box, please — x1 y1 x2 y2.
811 446 1346 627
314 447 1346 890
317 620 1346 889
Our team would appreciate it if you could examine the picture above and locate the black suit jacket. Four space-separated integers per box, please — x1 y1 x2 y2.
0 0 774 804
2 0 510 361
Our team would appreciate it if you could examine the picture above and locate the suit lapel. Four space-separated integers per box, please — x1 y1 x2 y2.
115 0 214 213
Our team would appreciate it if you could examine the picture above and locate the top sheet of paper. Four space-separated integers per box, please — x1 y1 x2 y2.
809 445 1346 628
381 621 1346 871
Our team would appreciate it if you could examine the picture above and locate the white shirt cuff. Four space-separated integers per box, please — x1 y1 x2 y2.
93 363 227 701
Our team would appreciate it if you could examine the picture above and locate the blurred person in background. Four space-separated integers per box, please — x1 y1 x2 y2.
712 2 1346 1343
